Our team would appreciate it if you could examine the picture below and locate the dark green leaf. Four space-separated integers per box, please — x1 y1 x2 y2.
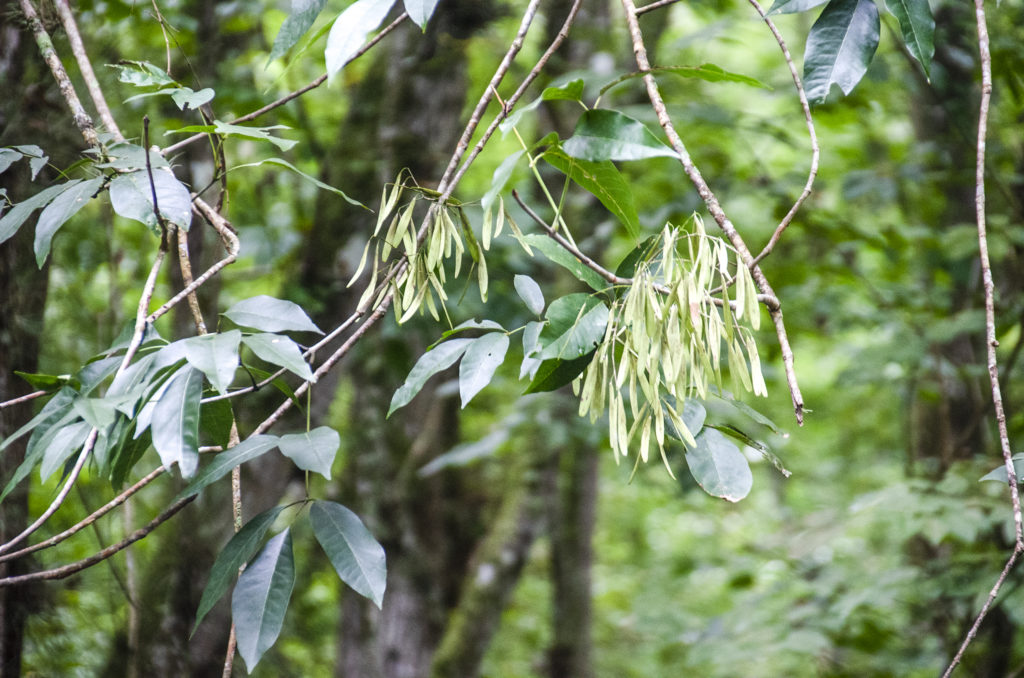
109 169 193 230
521 234 607 292
232 529 295 673
524 351 596 394
666 397 706 443
543 148 641 240
242 333 316 383
278 427 340 479
388 338 472 416
404 0 441 29
34 177 105 267
325 0 397 77
224 295 323 334
885 0 934 77
459 333 510 407
538 294 608 361
245 366 304 411
14 371 77 393
0 181 80 247
563 109 676 162
514 275 545 316
685 428 753 502
268 0 328 64
150 366 204 478
109 427 152 488
803 0 881 103
200 397 235 449
310 501 387 608
176 435 280 501
193 505 285 635
182 330 241 395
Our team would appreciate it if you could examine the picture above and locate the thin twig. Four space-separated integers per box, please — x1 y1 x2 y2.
176 227 208 333
747 0 819 265
163 13 410 157
619 0 804 424
0 495 195 587
942 1 1023 673
635 0 682 15
0 391 47 410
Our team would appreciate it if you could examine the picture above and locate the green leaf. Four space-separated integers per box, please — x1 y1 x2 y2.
543 148 641 241
885 0 934 77
803 0 881 104
169 87 215 111
0 181 80 247
514 275 545 316
111 60 175 87
278 427 340 479
325 0 397 78
91 142 170 170
0 389 77 501
520 321 544 379
150 366 204 478
563 109 676 162
109 427 152 488
34 177 104 267
39 421 92 482
521 234 607 292
199 397 235 449
109 169 193 230
224 295 323 334
167 122 298 152
267 0 329 64
685 428 753 502
600 65 770 96
176 435 280 501
766 0 830 13
182 330 242 395
404 0 441 29
481 150 524 211
432 319 505 347
388 338 472 416
538 294 608 361
459 333 510 408
310 501 387 608
524 352 596 394
542 78 585 101
242 333 316 383
980 454 1024 484
418 428 508 476
14 371 77 393
666 397 706 443
72 396 119 430
0 148 22 175
233 157 367 208
193 505 285 635
232 529 295 673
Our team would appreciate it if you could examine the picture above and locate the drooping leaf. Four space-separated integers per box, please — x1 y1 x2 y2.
521 234 607 292
766 0 830 13
193 505 285 635
34 177 105 267
563 109 676 162
404 0 441 29
0 181 80 247
980 454 1024 484
278 426 340 479
524 352 596 394
176 435 281 501
803 0 881 104
885 0 934 77
232 529 295 673
233 157 367 208
685 428 753 502
310 501 387 608
109 169 193 230
150 366 204 478
242 333 316 383
0 148 23 175
520 320 544 379
182 330 242 395
538 294 608 361
325 0 397 78
39 420 93 482
109 426 152 488
0 389 77 501
166 122 298 152
388 338 472 416
543 148 642 241
459 333 510 408
514 275 545 316
224 295 323 334
267 0 329 64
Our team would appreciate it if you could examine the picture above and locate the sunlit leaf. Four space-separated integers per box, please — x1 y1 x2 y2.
563 109 676 162
514 275 545 316
404 0 441 29
388 338 472 416
766 0 830 13
459 332 510 407
310 501 387 608
278 426 340 479
803 0 880 104
325 0 397 78
685 428 753 502
224 295 323 334
232 529 295 672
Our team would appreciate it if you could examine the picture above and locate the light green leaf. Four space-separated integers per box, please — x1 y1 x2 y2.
685 428 753 502
404 0 441 29
325 0 397 78
0 148 22 174
232 529 295 673
166 123 298 152
242 333 316 382
170 87 215 111
388 338 472 416
520 320 544 379
39 421 92 482
72 396 118 430
278 426 340 479
481 150 524 212
182 330 242 395
521 234 607 292
310 501 387 608
109 169 193 230
803 0 881 104
542 78 585 101
92 142 170 170
224 295 323 334
563 109 676 162
885 0 934 77
9 145 48 179
766 0 830 13
193 505 286 636
176 435 281 501
514 275 545 316
980 454 1024 484
543 148 641 240
0 181 80 247
150 366 204 477
538 294 608 361
34 177 104 267
432 319 505 346
111 60 175 87
267 0 329 64
459 333 510 407
234 157 367 208
0 389 77 501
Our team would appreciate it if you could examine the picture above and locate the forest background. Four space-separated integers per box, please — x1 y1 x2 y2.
1 0 1024 676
